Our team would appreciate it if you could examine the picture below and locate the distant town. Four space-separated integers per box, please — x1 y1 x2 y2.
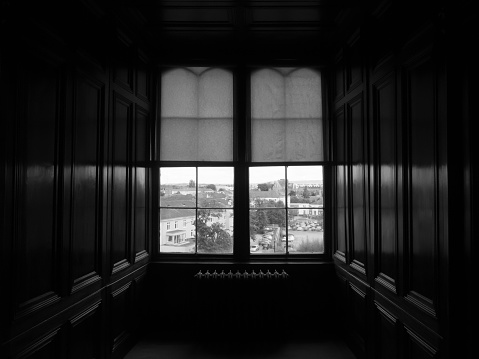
159 178 324 254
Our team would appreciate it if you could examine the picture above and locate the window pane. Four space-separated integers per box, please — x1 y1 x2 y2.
197 209 234 254
249 209 286 254
160 67 233 161
159 208 196 253
289 209 324 254
249 166 286 208
287 165 323 207
251 68 323 162
159 167 196 207
198 167 234 208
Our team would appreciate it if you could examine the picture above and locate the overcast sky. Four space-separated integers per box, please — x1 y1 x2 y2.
160 166 322 185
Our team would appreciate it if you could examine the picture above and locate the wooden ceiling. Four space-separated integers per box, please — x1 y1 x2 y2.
127 0 366 61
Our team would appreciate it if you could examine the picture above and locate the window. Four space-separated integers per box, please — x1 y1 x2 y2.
156 66 327 258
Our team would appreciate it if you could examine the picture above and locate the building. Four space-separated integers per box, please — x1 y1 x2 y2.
1 1 476 358
249 190 289 206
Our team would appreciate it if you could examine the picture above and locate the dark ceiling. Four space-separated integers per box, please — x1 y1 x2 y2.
125 0 366 62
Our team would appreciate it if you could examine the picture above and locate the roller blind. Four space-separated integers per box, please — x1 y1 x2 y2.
160 67 233 161
251 68 323 162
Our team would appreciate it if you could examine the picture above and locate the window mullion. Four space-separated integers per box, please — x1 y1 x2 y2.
233 65 250 260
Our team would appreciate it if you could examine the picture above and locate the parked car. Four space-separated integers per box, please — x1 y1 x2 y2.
250 245 260 252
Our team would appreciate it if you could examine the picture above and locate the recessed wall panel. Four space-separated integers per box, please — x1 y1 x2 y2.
71 73 103 288
15 59 61 311
111 94 132 271
349 94 366 270
407 58 436 310
375 73 398 286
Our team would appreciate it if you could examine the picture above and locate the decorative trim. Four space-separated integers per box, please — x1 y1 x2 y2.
405 292 437 318
71 272 101 294
374 301 397 324
112 330 130 353
334 250 346 262
374 273 397 294
405 327 438 357
349 282 366 298
111 282 132 298
15 292 61 319
134 250 149 263
69 301 102 326
350 260 366 275
112 259 130 274
15 328 60 359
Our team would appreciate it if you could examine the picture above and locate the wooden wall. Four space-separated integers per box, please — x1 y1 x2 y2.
0 2 152 358
331 2 476 358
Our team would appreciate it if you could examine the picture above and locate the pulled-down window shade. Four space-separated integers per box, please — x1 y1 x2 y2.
160 67 233 161
251 68 323 162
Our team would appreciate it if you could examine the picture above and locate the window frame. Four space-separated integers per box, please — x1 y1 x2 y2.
152 63 331 262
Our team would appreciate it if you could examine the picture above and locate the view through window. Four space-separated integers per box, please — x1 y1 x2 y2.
157 66 324 257
249 166 324 254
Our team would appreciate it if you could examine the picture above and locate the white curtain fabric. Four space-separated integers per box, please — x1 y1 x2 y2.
251 68 323 162
160 67 233 161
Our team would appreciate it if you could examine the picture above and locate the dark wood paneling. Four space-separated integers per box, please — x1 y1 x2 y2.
404 53 437 317
334 52 345 101
111 282 132 355
373 70 399 293
2 4 152 359
404 328 437 359
70 71 104 293
111 93 132 273
374 303 400 359
334 107 347 261
346 31 363 93
349 282 367 354
134 107 149 261
136 52 151 103
15 329 61 359
14 54 63 317
348 93 366 274
67 303 102 359
113 32 134 94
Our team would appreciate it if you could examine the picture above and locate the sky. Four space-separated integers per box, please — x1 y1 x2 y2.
160 166 323 185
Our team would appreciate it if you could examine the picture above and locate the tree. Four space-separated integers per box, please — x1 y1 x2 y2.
206 184 217 191
289 190 296 197
302 186 310 198
189 179 196 188
195 209 232 253
257 183 272 191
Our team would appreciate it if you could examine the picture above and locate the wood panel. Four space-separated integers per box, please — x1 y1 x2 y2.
334 107 347 262
334 51 345 101
14 53 63 317
372 69 399 294
404 328 437 359
111 93 133 273
348 282 367 354
14 329 61 359
67 302 102 359
346 31 363 93
70 71 104 293
135 51 151 103
348 93 366 274
113 31 134 94
110 282 132 356
374 303 400 359
404 52 438 317
134 107 149 262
